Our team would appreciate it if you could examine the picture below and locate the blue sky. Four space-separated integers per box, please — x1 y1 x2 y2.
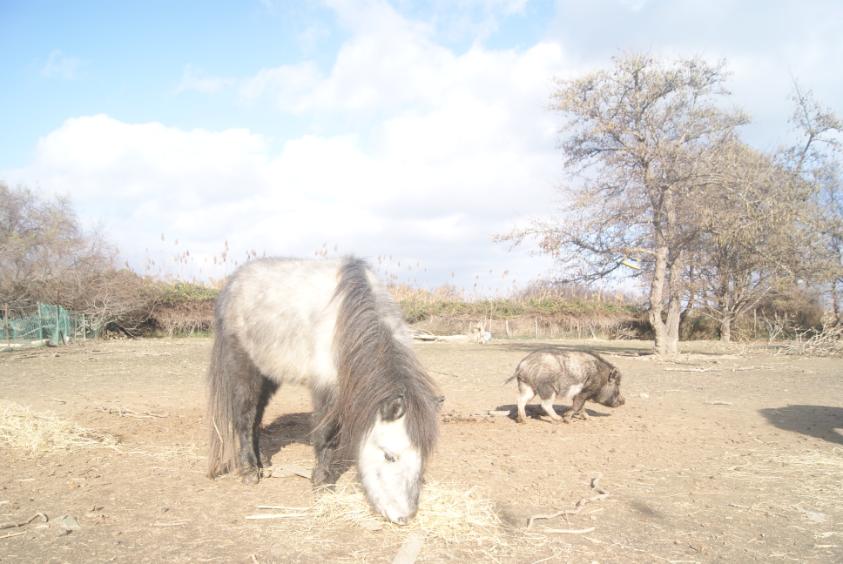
2 0 842 294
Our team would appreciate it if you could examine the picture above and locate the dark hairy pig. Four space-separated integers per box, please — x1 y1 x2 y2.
506 350 625 424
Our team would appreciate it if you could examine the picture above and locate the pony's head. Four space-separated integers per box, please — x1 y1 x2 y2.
357 395 423 524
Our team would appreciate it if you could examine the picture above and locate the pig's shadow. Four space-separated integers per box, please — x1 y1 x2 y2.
494 403 611 421
759 405 843 446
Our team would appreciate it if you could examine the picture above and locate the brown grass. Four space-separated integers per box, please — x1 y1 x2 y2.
0 400 119 455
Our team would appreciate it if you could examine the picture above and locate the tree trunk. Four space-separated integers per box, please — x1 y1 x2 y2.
664 254 683 355
648 245 669 355
665 298 681 354
719 314 732 343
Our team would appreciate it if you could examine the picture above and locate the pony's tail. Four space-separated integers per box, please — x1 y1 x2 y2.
503 373 518 385
207 326 238 478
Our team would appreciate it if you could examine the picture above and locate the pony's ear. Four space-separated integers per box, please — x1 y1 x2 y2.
381 394 406 421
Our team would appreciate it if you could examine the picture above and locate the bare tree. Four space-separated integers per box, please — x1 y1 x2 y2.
785 86 843 323
0 184 162 335
0 184 113 307
500 54 747 354
694 142 813 341
817 166 843 324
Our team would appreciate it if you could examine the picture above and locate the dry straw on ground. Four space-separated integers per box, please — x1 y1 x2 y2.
316 480 506 546
0 400 119 455
252 477 506 547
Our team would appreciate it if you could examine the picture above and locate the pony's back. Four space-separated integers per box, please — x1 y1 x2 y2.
215 258 346 387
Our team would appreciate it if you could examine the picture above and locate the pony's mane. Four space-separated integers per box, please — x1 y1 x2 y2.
325 257 439 465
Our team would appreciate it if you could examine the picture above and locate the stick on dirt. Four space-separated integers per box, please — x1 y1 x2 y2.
245 512 310 520
541 527 596 534
97 406 167 419
527 475 609 530
0 512 48 530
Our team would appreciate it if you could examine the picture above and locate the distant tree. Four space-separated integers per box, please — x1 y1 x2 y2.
817 166 843 324
693 141 812 341
784 86 843 324
499 54 747 354
0 183 112 308
0 183 160 334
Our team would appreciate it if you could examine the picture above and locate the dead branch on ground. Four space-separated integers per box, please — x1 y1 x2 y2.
97 406 167 419
0 512 48 530
527 475 609 530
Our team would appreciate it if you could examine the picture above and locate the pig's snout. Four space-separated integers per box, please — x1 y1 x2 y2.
612 395 625 407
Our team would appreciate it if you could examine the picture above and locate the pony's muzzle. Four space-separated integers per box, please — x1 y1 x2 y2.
385 507 417 525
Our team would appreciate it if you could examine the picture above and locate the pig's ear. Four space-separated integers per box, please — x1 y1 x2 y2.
608 368 620 382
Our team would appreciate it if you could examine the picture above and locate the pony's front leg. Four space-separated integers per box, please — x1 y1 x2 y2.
311 386 345 487
311 418 341 487
234 374 277 485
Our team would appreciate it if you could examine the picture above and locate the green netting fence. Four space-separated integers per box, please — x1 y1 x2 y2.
2 303 91 347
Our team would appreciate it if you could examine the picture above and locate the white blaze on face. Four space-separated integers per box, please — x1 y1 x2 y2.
358 414 422 524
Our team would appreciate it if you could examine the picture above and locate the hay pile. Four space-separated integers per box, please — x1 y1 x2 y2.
314 480 502 543
0 400 119 455
252 477 505 548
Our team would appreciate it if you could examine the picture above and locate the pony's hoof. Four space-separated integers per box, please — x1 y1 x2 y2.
311 467 338 488
240 470 261 485
515 416 526 424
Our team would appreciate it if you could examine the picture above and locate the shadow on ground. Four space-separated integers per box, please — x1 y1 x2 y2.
493 403 611 421
260 412 313 464
759 405 843 446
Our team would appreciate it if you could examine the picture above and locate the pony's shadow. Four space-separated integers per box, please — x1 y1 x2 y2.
494 403 610 421
759 405 843 446
259 412 313 466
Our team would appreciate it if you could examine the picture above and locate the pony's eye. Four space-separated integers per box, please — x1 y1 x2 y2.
383 451 397 463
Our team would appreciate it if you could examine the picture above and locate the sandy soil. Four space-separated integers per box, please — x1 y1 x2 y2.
1 337 841 563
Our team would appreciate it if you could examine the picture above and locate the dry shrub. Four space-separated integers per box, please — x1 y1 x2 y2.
0 400 119 455
150 300 215 336
779 316 843 357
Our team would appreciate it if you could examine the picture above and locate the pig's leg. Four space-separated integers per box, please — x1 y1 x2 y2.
515 381 535 424
563 394 587 423
540 393 562 423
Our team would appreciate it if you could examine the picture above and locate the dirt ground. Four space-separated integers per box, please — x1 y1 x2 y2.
1 337 841 563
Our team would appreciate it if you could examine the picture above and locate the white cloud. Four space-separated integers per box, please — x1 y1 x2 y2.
5 94 558 289
175 65 234 94
238 62 323 111
41 49 82 80
7 2 578 291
